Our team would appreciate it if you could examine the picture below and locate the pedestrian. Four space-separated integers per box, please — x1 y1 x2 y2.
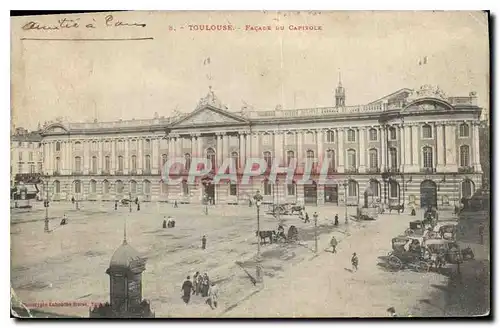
60 213 68 226
305 212 310 223
202 235 207 250
181 276 194 304
114 201 118 211
201 273 210 297
137 202 140 211
193 272 200 295
208 282 219 309
330 236 338 253
351 253 358 272
174 200 178 208
71 196 75 204
196 272 203 295
162 219 167 229
334 214 339 226
135 197 139 205
387 307 397 317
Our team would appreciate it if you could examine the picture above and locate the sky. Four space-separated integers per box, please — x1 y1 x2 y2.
11 11 489 130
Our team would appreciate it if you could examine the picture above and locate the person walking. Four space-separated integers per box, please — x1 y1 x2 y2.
201 235 207 250
351 253 359 272
330 236 338 254
304 212 310 223
181 276 194 304
208 282 219 309
201 273 210 297
193 272 200 295
137 201 140 211
196 273 203 296
334 214 339 226
114 200 118 211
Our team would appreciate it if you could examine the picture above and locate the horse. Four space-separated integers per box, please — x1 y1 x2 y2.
388 204 404 214
291 205 304 215
439 225 457 240
256 230 275 244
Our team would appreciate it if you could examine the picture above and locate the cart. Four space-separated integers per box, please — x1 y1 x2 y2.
386 236 431 272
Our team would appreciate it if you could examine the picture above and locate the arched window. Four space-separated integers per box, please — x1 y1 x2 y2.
182 180 189 196
423 146 433 168
74 156 82 173
91 141 98 151
104 140 110 151
389 180 399 198
263 151 272 169
117 140 124 151
144 139 151 150
160 180 168 194
56 157 61 172
460 145 470 167
116 180 124 194
326 130 335 143
422 124 433 139
118 156 124 172
369 128 378 141
305 131 315 144
327 150 335 171
55 142 61 151
369 180 380 197
130 139 137 150
389 126 397 140
231 152 239 169
459 123 469 137
74 180 81 194
461 179 474 199
229 183 237 196
287 183 296 196
347 129 356 142
369 148 378 169
91 156 98 174
130 180 137 194
54 180 60 193
347 149 356 169
103 180 109 194
74 141 82 151
104 156 110 172
347 180 358 197
263 180 272 195
286 132 295 145
287 150 295 166
261 133 271 145
389 148 398 169
206 148 216 171
144 180 151 194
131 155 137 171
185 153 192 171
145 155 151 171
306 150 315 168
90 180 97 193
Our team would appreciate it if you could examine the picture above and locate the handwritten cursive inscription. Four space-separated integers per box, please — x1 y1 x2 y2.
21 15 146 31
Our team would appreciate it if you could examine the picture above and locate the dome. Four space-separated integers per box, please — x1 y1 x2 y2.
109 241 142 269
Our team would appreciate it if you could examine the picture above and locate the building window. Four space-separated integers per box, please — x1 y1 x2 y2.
461 180 474 199
347 149 356 169
130 180 137 194
104 140 110 151
28 152 33 161
105 156 110 172
74 156 82 172
144 180 151 194
91 141 98 151
229 183 237 196
230 152 239 170
287 183 295 196
347 180 358 197
30 164 35 173
287 151 295 166
305 131 315 144
460 145 470 167
91 156 98 174
369 180 379 197
369 148 378 169
369 128 378 141
161 180 168 194
38 163 42 172
182 181 189 196
389 180 399 198
54 180 60 193
389 148 398 169
185 153 192 171
286 132 295 145
18 152 22 161
459 123 470 137
389 127 397 140
116 180 124 194
144 139 151 150
18 163 22 173
347 129 356 142
145 155 151 171
327 150 335 171
306 150 315 168
263 180 271 195
131 155 137 171
118 156 124 171
103 180 109 194
262 133 271 145
326 130 335 143
90 180 97 193
206 148 216 171
422 124 433 139
423 146 433 168
74 141 82 151
130 139 137 149
56 157 61 172
74 180 81 194
56 142 61 151
117 140 124 151
264 151 272 169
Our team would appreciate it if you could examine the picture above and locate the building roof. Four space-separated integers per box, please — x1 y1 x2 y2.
109 240 142 269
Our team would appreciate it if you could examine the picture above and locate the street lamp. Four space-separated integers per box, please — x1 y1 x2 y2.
43 177 50 232
129 192 132 213
255 196 263 282
313 212 319 253
342 180 348 224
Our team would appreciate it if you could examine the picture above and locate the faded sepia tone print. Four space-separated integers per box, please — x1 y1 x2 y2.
10 11 490 318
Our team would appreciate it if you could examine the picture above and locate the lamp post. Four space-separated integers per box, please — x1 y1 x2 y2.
43 177 49 232
254 193 263 282
313 212 318 253
129 192 132 213
342 180 348 224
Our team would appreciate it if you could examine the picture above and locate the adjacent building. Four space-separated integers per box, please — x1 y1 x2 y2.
38 82 483 208
10 127 43 181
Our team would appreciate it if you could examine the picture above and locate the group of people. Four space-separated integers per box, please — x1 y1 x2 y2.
113 197 141 211
181 272 219 310
163 216 176 228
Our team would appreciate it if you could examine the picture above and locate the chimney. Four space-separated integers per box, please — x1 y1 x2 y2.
469 91 478 105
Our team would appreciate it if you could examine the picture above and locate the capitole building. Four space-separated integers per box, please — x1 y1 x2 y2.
38 81 483 209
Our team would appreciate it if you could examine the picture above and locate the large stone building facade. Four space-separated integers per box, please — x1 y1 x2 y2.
10 127 43 183
38 83 483 208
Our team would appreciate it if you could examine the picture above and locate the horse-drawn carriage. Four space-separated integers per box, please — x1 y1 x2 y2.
404 220 428 236
265 204 291 217
386 236 431 272
433 221 458 240
424 239 473 269
256 225 299 244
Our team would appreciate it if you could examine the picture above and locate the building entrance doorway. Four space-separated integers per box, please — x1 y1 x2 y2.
304 183 318 205
420 180 437 208
324 185 338 204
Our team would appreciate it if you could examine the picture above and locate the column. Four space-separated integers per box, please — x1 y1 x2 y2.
152 137 159 174
337 129 344 173
317 129 324 166
252 132 260 158
296 131 303 166
111 139 116 174
221 133 228 164
403 126 411 171
98 141 103 174
436 124 445 171
359 127 366 173
411 125 420 170
473 123 482 172
238 133 245 168
124 138 129 174
245 132 251 163
273 132 281 166
196 134 203 158
84 140 90 174
216 133 223 166
380 126 386 171
168 137 174 158
65 141 71 175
